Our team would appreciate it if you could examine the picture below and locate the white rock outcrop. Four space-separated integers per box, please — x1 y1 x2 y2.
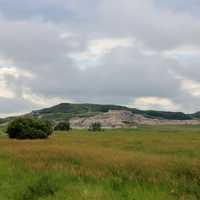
70 110 200 128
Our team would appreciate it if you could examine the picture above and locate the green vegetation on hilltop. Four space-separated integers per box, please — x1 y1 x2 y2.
31 103 195 122
35 103 130 114
1 103 200 126
144 110 193 120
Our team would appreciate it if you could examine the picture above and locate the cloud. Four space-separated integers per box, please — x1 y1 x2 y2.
0 97 33 117
163 46 200 61
0 81 15 99
155 0 200 16
99 0 200 50
129 96 180 111
0 67 34 99
181 79 200 97
70 38 133 69
22 88 73 107
0 67 33 79
0 0 200 116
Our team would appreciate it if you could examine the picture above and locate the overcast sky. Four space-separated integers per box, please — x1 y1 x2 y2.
0 0 200 117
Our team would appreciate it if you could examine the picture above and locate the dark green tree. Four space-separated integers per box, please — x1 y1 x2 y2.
88 122 102 132
7 117 53 139
54 121 70 131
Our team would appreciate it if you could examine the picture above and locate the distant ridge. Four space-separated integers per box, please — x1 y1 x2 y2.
1 103 200 126
31 103 194 121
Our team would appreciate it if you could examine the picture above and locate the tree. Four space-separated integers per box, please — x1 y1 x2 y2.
88 122 102 132
7 117 53 139
54 121 70 131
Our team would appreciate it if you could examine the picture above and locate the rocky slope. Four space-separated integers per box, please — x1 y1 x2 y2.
31 103 194 121
70 110 200 128
2 103 200 128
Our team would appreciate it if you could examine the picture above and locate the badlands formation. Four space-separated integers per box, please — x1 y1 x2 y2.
70 110 200 129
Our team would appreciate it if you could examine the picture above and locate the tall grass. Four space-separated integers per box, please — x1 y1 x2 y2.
0 126 200 199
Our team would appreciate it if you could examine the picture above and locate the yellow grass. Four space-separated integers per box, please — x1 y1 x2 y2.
1 127 200 199
1 127 200 182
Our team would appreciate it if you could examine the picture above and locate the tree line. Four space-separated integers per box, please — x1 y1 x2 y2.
7 117 102 139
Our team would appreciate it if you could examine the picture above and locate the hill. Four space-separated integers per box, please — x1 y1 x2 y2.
31 103 193 121
1 103 199 127
70 110 200 128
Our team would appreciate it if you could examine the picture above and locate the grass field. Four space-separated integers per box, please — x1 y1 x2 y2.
1 126 200 199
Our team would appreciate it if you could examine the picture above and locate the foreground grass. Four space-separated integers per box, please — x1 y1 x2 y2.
0 126 200 199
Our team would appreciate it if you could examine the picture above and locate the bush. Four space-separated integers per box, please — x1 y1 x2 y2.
88 122 102 132
7 117 53 139
21 175 59 200
54 121 70 131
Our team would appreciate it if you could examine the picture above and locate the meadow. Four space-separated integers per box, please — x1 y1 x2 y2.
0 126 200 200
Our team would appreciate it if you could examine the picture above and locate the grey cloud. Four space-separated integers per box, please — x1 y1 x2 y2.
0 0 200 115
98 0 200 50
0 0 99 23
155 0 200 16
21 46 181 103
0 97 33 114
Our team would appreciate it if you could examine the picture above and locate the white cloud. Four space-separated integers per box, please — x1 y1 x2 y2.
0 67 34 79
22 88 73 108
163 45 200 60
0 67 34 99
1 0 200 115
181 79 200 97
70 38 133 69
0 57 14 66
129 96 180 111
0 111 26 118
0 80 15 98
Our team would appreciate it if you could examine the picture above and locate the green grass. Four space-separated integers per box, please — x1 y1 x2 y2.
0 128 6 137
0 126 200 199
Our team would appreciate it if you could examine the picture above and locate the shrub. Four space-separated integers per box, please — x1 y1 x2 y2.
39 120 53 136
88 122 102 132
21 175 59 200
54 121 70 131
7 117 53 139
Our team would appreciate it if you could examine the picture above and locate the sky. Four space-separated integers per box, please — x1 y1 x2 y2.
0 0 200 117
